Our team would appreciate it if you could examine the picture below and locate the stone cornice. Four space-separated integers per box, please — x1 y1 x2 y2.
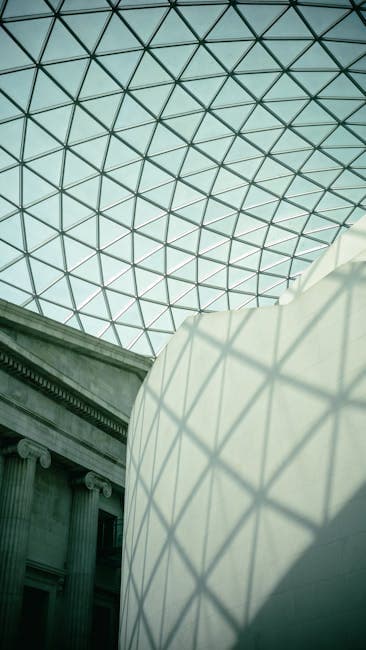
0 298 153 376
0 333 128 442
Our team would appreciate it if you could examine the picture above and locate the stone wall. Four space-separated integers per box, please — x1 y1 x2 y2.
121 223 366 650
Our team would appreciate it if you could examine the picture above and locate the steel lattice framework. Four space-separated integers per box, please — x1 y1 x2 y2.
0 0 366 356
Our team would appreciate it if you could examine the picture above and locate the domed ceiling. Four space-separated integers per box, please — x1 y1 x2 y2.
1 0 366 356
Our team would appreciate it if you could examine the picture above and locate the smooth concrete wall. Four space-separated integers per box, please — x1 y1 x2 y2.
120 231 366 649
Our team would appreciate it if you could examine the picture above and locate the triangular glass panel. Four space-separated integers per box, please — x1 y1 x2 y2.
105 290 133 319
182 77 224 108
67 176 100 208
198 136 234 162
120 8 167 44
100 177 131 211
298 5 347 36
68 106 106 143
130 333 152 356
238 4 285 35
64 12 108 52
265 9 312 38
30 257 63 293
69 276 98 307
82 291 109 318
39 300 72 322
185 169 216 194
265 40 310 67
7 17 52 60
152 10 195 45
148 123 185 156
33 237 64 269
292 42 338 69
153 44 196 77
207 6 252 39
4 0 49 18
23 167 55 205
31 71 67 111
120 123 155 155
0 93 22 122
0 30 33 71
194 113 231 141
236 72 279 99
64 235 94 270
24 214 56 250
291 71 337 95
207 41 251 71
43 20 86 61
212 77 253 107
235 44 279 73
0 257 32 292
115 94 152 130
24 120 60 158
72 136 109 169
326 12 366 41
0 212 23 248
178 4 225 37
100 51 142 88
0 240 21 270
63 150 95 186
34 105 73 142
80 61 121 99
46 59 89 98
320 76 364 99
213 105 252 131
0 118 24 157
264 99 307 124
164 113 203 141
68 215 97 248
326 41 366 67
28 151 63 186
96 14 140 54
81 94 121 128
133 84 173 117
109 161 142 193
183 47 224 79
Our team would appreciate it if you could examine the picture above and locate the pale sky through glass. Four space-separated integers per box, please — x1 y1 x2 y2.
0 0 366 356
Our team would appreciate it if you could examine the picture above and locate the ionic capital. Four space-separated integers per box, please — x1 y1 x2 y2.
3 438 51 469
73 471 112 498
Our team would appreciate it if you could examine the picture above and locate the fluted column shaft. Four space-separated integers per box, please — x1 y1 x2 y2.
0 439 51 650
64 471 112 650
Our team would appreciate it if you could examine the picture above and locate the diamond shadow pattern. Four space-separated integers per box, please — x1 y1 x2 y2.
120 241 366 649
0 0 366 355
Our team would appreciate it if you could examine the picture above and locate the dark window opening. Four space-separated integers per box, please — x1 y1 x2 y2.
97 510 123 562
19 586 49 650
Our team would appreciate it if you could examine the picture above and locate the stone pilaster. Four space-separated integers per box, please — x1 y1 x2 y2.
0 438 51 649
63 471 112 650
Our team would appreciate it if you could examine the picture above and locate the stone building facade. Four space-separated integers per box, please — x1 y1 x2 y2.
0 299 152 649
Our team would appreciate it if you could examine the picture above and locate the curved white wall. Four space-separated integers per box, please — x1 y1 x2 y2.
120 225 366 650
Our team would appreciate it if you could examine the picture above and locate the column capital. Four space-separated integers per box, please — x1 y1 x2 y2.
72 471 112 498
3 438 51 469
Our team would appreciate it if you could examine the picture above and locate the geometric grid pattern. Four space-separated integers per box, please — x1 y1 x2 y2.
121 252 366 649
1 0 366 357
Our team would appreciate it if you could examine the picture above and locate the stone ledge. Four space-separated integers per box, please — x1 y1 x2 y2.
0 340 128 442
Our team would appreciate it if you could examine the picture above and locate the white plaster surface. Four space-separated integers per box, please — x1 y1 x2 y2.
121 223 366 650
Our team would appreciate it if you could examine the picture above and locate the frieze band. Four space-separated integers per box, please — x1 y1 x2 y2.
0 347 127 442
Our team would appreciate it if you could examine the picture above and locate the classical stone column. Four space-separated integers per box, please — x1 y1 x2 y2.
0 438 51 649
63 471 112 650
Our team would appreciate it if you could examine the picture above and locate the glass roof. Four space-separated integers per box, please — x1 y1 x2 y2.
1 0 366 357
